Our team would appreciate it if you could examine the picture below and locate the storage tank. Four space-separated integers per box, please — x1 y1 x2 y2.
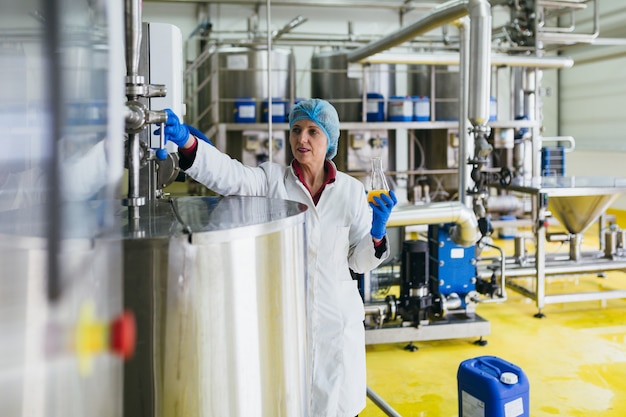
123 195 309 417
0 3 125 417
198 46 295 130
311 50 396 122
408 64 460 121
0 202 124 417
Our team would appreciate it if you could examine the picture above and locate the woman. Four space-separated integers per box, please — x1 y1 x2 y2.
159 98 397 417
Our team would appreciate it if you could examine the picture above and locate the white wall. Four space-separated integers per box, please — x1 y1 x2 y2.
552 0 626 209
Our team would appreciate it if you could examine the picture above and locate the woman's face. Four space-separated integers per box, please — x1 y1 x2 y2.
289 119 328 168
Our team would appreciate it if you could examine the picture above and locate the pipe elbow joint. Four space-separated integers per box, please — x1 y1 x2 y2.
449 205 480 247
468 0 491 17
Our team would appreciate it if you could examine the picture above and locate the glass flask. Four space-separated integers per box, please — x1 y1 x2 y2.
368 157 390 205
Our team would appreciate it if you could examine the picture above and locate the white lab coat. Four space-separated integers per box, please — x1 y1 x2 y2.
186 141 390 417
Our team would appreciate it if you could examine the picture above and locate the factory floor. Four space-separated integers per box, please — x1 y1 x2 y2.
362 211 626 417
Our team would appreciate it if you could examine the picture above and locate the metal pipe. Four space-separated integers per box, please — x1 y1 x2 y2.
43 0 62 302
346 0 469 63
361 52 574 69
537 0 599 45
479 241 508 302
364 304 388 328
388 202 479 247
527 68 540 178
486 195 524 213
124 0 141 206
266 0 273 172
364 303 388 316
569 233 582 261
124 0 142 83
512 67 525 119
467 0 491 127
127 133 142 209
479 259 626 279
170 0 441 8
366 386 403 417
458 18 470 205
289 49 296 107
540 136 576 152
272 15 308 39
545 290 626 304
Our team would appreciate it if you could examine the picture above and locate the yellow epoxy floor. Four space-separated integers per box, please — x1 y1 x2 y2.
362 216 626 417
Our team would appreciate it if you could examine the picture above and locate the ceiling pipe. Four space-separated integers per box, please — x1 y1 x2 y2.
360 52 574 69
272 15 308 40
145 0 441 9
346 0 468 64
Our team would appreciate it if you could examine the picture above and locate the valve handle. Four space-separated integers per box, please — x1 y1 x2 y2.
156 122 167 160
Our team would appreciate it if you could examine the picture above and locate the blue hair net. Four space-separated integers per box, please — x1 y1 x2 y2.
288 98 340 160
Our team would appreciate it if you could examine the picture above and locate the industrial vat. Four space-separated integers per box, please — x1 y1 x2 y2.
123 195 308 417
311 50 396 122
0 201 124 417
196 46 293 166
199 46 294 128
0 1 125 415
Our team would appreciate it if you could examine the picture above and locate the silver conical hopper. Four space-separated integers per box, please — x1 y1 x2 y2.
503 176 626 235
548 193 621 234
541 176 626 234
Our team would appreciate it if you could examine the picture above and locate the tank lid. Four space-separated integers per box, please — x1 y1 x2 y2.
120 196 307 239
500 372 519 385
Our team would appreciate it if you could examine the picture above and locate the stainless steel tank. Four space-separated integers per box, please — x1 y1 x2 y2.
0 2 125 416
123 195 308 417
0 201 124 417
408 64 460 121
311 50 396 122
199 46 294 129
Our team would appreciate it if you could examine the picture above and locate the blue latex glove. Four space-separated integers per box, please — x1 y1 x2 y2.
154 109 190 147
188 125 214 146
370 189 397 240
154 109 214 147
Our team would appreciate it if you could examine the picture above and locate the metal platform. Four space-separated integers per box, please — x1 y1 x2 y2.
365 313 490 345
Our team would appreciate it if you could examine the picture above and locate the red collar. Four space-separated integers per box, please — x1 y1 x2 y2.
292 160 336 204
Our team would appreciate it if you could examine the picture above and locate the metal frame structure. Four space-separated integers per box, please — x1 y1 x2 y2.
482 177 626 317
